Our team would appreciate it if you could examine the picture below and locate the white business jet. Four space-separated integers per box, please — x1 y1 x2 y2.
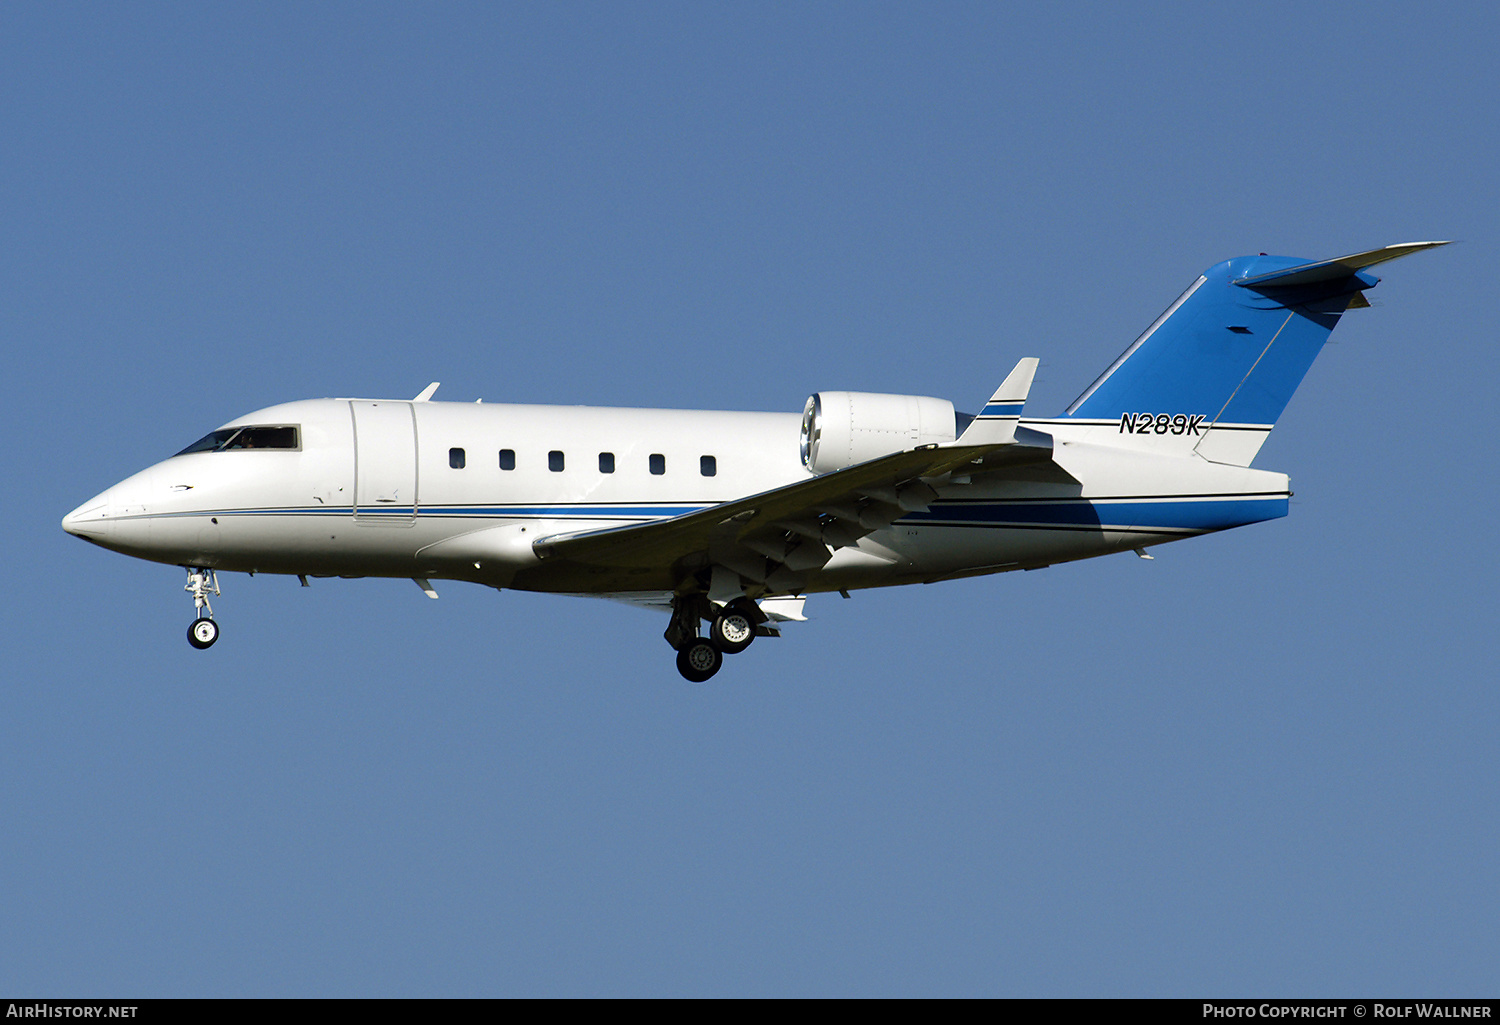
63 242 1445 681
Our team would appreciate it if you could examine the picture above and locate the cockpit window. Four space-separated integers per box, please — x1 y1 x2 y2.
174 425 300 455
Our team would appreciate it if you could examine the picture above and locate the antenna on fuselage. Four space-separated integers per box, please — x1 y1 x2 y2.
413 382 440 401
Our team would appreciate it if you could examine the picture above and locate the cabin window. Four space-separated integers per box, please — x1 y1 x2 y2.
700 455 716 477
449 447 466 469
649 453 665 475
599 452 615 473
549 450 565 472
499 449 515 470
174 425 300 455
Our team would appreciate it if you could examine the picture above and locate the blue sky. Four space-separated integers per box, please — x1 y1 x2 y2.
4 2 1497 996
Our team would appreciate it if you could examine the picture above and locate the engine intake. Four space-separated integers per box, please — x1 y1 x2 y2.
800 391 957 474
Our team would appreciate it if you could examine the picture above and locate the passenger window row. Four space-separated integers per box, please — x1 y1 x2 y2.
449 448 717 477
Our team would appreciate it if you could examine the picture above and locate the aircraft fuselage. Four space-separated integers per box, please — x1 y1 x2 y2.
63 396 1288 597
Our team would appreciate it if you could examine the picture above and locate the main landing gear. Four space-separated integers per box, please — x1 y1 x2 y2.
184 567 221 649
675 639 722 683
709 606 755 655
665 596 767 682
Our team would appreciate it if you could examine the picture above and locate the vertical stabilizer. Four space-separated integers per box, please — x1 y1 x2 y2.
1063 242 1447 465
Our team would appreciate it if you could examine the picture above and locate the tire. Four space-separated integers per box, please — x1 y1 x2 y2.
675 639 722 683
187 618 219 649
710 611 755 655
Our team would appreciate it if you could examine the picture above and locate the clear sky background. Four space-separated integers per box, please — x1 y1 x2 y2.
4 2 1496 997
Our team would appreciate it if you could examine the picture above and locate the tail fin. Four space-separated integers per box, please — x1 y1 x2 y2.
1063 242 1448 465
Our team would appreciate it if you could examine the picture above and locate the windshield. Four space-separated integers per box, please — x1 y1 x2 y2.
174 425 300 455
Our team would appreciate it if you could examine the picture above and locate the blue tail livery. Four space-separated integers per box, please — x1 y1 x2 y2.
1061 242 1449 465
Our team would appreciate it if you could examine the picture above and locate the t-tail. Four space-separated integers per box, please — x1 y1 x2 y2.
1059 242 1449 466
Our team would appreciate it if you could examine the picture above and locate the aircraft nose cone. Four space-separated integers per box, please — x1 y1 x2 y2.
62 491 112 541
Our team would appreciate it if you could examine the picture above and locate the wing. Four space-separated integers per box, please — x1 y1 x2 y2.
528 427 1057 596
526 356 1050 597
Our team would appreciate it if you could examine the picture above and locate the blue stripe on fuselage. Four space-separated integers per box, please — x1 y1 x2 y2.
904 496 1287 533
133 496 1287 534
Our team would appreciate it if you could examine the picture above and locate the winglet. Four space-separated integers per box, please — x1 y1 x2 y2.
956 357 1039 445
413 382 441 402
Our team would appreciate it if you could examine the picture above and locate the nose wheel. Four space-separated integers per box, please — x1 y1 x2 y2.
188 617 220 649
183 567 221 650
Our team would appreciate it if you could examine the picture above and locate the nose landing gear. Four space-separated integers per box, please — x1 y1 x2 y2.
184 567 221 649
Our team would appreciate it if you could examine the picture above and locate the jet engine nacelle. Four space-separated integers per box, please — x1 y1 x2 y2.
800 391 957 474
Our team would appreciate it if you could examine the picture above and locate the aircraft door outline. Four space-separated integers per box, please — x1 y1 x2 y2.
351 400 418 523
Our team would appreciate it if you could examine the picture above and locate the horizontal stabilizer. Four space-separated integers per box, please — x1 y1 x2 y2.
957 357 1039 445
1234 241 1450 289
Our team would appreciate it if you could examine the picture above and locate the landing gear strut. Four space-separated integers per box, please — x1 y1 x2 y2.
666 594 720 682
184 567 221 649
